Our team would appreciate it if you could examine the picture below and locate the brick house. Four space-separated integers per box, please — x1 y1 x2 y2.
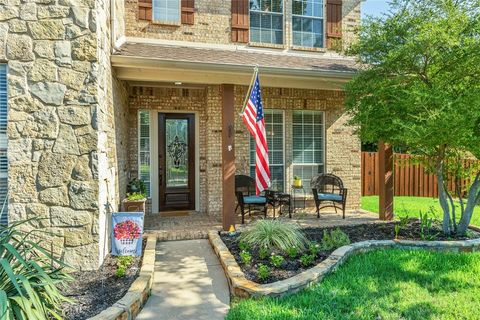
0 0 362 269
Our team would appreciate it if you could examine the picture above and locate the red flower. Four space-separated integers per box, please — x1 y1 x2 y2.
114 220 142 240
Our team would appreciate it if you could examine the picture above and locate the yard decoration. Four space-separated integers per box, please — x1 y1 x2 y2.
345 0 480 236
112 212 144 256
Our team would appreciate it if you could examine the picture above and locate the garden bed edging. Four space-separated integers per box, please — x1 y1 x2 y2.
87 235 157 320
208 231 480 299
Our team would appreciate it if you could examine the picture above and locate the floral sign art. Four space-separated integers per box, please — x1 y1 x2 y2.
112 212 144 256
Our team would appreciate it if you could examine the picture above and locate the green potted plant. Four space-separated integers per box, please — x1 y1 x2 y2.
122 178 147 213
293 175 302 188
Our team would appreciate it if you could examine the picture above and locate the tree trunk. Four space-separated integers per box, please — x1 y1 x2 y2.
457 172 480 236
437 163 451 235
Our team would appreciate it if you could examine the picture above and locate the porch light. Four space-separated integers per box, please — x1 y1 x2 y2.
174 81 182 85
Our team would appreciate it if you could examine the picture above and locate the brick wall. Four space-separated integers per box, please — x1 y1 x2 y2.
124 0 361 51
128 84 360 215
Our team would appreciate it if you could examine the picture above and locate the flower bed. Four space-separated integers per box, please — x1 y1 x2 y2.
220 220 479 284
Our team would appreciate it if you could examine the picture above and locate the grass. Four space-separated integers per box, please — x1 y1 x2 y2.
362 196 480 227
227 249 480 320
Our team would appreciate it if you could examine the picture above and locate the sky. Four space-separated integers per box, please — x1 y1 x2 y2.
362 0 392 18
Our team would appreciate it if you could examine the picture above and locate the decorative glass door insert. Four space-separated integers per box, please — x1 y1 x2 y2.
166 119 189 187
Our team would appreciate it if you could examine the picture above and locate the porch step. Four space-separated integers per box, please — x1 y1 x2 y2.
145 228 222 241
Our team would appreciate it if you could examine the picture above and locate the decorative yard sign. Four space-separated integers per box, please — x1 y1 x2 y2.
112 212 144 256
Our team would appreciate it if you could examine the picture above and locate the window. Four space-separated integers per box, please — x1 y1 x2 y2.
138 111 151 197
250 110 284 191
292 0 324 48
292 110 324 187
152 0 180 24
0 65 7 226
250 0 284 44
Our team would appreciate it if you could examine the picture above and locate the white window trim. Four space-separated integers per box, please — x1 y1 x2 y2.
249 0 286 45
250 109 286 192
291 0 326 49
291 110 326 180
152 0 181 25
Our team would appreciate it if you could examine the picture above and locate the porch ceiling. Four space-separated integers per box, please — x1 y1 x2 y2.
112 42 358 90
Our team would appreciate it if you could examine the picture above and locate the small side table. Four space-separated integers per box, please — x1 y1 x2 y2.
290 185 306 212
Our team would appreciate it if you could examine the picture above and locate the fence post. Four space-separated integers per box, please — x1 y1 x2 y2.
378 141 394 220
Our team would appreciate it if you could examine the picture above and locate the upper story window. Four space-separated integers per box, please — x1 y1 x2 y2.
249 0 284 45
152 0 180 24
292 0 324 48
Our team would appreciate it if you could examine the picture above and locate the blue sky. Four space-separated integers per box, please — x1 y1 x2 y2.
362 0 391 18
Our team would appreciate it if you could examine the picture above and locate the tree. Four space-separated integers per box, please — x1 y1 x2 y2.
345 0 480 235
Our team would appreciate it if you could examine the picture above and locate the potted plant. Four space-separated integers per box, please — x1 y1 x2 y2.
293 176 302 188
122 178 147 213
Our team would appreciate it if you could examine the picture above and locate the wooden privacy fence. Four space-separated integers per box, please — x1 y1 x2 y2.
361 152 479 197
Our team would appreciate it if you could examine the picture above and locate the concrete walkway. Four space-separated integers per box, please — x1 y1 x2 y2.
136 240 230 320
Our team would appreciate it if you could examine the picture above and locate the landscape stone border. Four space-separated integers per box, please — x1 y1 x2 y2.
209 231 480 299
88 235 157 320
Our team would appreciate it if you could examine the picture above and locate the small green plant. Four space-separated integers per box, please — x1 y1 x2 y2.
270 254 284 268
258 247 269 259
420 209 439 241
257 264 270 281
127 178 146 195
300 254 315 267
127 192 146 201
394 215 410 239
239 220 308 251
116 256 134 278
239 251 252 265
320 228 351 251
309 242 320 256
238 240 249 251
285 247 298 259
394 224 401 240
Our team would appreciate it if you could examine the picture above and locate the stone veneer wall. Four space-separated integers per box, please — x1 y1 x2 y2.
124 0 361 51
128 85 360 215
1 0 129 269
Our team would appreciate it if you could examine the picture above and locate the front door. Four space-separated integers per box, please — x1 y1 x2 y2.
159 113 195 211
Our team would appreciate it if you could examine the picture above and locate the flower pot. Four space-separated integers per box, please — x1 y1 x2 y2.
122 198 146 213
293 179 302 188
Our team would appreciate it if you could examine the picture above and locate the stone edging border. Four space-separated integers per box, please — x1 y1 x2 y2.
88 235 157 320
208 231 480 299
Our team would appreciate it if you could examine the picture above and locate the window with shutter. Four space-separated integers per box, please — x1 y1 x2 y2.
181 0 195 25
231 0 249 43
0 64 8 226
152 0 181 24
292 0 324 48
326 0 342 49
250 110 285 192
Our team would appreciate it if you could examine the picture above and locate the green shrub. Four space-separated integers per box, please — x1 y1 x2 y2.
258 247 269 260
309 242 320 256
127 192 146 201
300 254 315 267
285 247 298 259
238 220 308 252
257 264 270 281
270 254 284 268
115 256 134 278
0 219 73 319
238 241 249 251
320 228 350 251
239 251 252 265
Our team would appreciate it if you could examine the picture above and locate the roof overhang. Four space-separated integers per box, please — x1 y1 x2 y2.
111 55 356 90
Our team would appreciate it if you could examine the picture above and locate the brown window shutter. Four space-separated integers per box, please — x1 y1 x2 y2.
181 0 195 25
326 0 342 49
231 0 249 43
138 0 152 21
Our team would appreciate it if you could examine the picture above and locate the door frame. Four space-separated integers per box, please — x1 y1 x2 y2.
148 110 200 213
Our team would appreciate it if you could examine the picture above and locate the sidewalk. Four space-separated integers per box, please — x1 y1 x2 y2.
136 239 230 320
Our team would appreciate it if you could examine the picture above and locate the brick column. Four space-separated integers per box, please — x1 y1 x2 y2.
222 84 236 231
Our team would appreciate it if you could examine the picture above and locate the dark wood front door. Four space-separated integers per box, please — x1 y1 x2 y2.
159 113 195 211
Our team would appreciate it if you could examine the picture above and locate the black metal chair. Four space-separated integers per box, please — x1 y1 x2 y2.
235 175 267 224
311 173 348 219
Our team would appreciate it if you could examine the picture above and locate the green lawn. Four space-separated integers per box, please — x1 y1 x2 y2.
362 196 480 227
227 250 480 320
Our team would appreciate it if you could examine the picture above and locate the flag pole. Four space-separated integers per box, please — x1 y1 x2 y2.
240 65 259 116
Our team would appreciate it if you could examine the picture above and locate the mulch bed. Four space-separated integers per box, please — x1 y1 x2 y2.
61 240 145 320
220 220 480 284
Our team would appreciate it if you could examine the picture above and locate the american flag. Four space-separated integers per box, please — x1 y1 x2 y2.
242 73 271 195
